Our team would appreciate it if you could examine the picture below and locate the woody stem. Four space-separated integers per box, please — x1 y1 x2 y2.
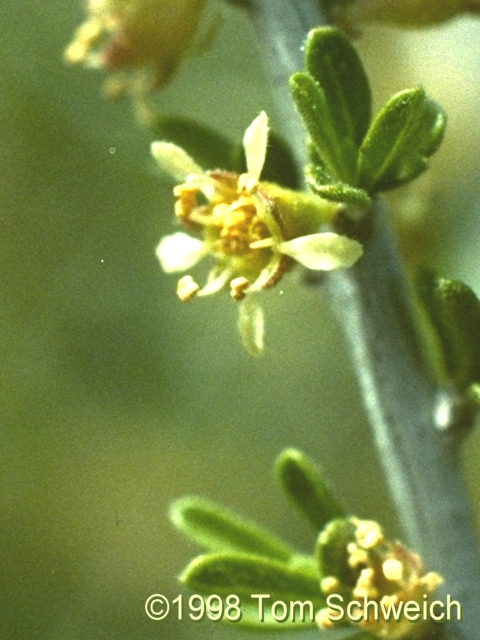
247 1 480 639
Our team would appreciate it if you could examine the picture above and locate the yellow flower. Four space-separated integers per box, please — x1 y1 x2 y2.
152 112 363 355
65 0 207 97
317 518 444 639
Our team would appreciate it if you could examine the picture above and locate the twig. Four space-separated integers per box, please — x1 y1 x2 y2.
247 1 480 638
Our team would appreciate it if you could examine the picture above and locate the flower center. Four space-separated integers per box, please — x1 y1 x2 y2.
174 174 271 258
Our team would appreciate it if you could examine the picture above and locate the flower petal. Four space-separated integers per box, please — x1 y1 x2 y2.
238 295 264 356
243 111 269 182
156 232 206 273
151 141 204 182
279 232 363 270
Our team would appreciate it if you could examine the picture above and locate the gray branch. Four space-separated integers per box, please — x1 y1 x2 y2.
248 1 480 638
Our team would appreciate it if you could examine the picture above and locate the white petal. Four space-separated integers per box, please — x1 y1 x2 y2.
279 232 363 270
238 296 264 357
156 232 206 273
243 111 269 181
151 142 204 182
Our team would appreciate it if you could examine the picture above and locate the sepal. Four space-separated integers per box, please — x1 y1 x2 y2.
316 518 358 590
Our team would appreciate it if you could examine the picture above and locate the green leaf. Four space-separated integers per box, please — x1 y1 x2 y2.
181 552 324 628
306 164 371 207
357 87 446 192
170 497 294 561
310 183 371 207
316 518 357 589
416 270 480 388
275 449 345 532
182 552 322 601
290 72 356 184
305 27 371 149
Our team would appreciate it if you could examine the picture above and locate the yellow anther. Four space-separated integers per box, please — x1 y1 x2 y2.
230 277 250 301
383 558 404 582
177 275 199 302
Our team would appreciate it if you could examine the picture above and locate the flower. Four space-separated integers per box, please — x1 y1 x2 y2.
317 518 444 639
64 0 208 98
152 112 363 355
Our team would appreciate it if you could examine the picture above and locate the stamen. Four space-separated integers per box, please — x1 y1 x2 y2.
249 238 274 249
230 277 250 301
177 275 200 302
238 173 258 194
198 267 232 296
355 519 384 548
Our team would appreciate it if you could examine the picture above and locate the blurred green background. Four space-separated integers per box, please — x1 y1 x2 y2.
1 1 480 639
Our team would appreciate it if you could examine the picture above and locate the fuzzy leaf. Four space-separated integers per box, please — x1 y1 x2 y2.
276 449 345 532
290 72 356 184
170 497 293 561
310 183 371 207
416 271 480 388
305 27 371 148
306 164 371 207
181 552 324 609
357 87 446 192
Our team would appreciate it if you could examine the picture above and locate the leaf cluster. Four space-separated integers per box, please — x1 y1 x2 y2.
290 28 446 205
170 449 372 636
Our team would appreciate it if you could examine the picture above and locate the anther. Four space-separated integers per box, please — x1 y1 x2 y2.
177 275 200 302
230 277 250 301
